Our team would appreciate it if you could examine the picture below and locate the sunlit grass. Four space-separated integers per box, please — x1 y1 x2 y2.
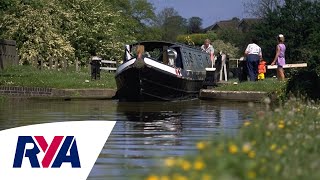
215 78 287 93
145 98 320 180
0 65 116 89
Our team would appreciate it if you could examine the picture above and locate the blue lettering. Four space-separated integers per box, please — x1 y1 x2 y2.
13 136 40 168
52 136 81 168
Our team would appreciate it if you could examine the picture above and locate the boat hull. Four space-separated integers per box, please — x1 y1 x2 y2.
115 59 204 101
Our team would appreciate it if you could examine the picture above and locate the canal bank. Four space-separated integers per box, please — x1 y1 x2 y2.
0 86 116 100
199 89 271 102
0 86 273 102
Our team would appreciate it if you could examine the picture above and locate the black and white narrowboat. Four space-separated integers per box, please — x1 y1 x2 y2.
114 41 216 101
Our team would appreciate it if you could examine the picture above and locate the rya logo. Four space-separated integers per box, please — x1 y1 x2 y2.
13 136 80 168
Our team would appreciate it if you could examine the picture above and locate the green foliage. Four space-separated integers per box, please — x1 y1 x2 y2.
146 98 320 179
153 7 188 42
0 95 7 104
212 40 240 58
187 17 203 33
252 0 320 64
162 15 188 41
176 32 217 46
0 65 116 89
215 78 286 94
286 70 320 100
1 1 74 65
217 28 250 56
0 0 156 66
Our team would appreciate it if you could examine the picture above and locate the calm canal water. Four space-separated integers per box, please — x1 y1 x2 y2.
0 99 260 179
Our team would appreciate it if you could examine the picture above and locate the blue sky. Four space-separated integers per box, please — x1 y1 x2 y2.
147 0 248 28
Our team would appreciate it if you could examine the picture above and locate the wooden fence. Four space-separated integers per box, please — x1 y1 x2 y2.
0 39 18 70
100 60 117 72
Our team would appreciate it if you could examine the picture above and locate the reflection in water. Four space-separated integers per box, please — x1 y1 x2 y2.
0 99 260 180
89 100 256 180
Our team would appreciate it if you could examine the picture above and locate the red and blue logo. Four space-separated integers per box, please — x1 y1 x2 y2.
0 121 115 180
13 136 80 168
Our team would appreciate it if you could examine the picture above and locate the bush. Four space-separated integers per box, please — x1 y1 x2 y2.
286 70 320 100
176 32 217 46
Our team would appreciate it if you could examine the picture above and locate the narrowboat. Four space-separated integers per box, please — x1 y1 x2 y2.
115 41 217 101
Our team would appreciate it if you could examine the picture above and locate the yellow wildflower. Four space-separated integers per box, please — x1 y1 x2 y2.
276 148 283 155
173 174 187 180
270 144 277 151
165 157 175 167
228 144 238 154
278 120 285 129
146 175 159 180
160 176 170 180
244 121 251 127
197 141 206 150
242 143 251 153
194 159 205 170
248 151 256 158
247 171 256 179
181 160 191 171
202 174 211 180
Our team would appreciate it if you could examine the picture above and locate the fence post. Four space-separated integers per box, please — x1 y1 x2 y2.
49 57 53 69
63 58 67 72
75 57 79 72
0 53 3 70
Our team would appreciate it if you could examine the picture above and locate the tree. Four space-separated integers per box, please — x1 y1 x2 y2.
217 28 249 56
154 7 187 41
162 15 188 41
187 17 203 34
251 0 320 69
107 0 159 41
154 7 179 27
1 0 74 65
243 0 283 17
0 0 140 66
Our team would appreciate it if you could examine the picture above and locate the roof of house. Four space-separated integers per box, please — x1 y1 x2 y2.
203 18 261 32
203 19 240 32
238 18 261 27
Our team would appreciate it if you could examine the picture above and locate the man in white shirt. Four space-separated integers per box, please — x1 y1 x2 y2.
201 39 215 66
245 38 262 81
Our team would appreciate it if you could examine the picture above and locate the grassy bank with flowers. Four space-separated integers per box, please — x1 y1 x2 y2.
0 65 116 89
145 98 320 180
215 78 287 94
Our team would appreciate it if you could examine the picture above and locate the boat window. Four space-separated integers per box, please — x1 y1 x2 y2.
148 48 161 59
167 48 177 67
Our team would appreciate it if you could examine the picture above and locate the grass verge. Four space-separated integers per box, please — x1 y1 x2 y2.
145 98 320 180
0 65 116 89
215 78 287 93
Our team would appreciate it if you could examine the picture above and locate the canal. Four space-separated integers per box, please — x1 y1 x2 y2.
0 99 261 179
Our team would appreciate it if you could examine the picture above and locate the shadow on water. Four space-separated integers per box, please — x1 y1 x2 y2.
0 98 262 180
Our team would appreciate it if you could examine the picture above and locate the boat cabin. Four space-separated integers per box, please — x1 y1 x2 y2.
123 41 212 72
